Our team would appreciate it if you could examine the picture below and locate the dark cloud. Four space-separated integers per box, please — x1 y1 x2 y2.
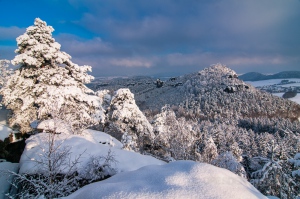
67 0 300 75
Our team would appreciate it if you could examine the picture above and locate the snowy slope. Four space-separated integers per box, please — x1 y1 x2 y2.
63 160 267 199
0 162 19 199
19 129 164 175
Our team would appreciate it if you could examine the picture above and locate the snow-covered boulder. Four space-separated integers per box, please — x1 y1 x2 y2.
37 119 73 134
19 129 164 175
63 160 267 199
0 124 12 141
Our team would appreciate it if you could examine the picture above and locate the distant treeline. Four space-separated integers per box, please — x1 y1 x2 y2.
239 71 300 81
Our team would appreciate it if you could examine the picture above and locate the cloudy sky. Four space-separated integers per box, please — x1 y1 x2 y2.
1 0 300 77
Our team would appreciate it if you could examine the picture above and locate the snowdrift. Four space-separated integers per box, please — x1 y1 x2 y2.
19 129 164 174
63 160 267 199
0 161 19 199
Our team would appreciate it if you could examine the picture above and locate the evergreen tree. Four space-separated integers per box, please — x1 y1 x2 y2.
212 151 247 178
198 136 218 163
0 59 13 87
108 88 154 152
0 18 104 133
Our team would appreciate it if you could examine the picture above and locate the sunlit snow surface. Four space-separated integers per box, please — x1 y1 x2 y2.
63 160 266 199
19 129 164 174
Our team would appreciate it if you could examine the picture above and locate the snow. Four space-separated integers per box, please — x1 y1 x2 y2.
246 78 300 87
246 79 300 105
63 160 267 199
290 153 300 177
281 82 300 87
0 161 19 199
19 129 164 174
0 124 12 141
272 93 300 105
1 18 103 134
37 119 73 134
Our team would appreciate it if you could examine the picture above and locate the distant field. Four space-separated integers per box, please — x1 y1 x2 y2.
272 93 300 105
281 82 300 87
245 78 300 87
246 78 300 105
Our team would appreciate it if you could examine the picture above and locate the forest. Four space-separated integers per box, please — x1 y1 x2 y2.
0 18 299 199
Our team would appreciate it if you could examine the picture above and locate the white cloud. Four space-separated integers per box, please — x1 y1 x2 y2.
110 58 153 68
0 26 25 40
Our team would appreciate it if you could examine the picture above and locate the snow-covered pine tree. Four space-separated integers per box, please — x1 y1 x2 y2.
152 105 196 161
250 158 296 198
0 18 104 133
0 59 13 87
196 135 218 163
108 88 154 152
212 151 247 178
289 153 300 197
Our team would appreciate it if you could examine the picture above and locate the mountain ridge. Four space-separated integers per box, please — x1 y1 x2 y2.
90 64 300 122
239 71 300 81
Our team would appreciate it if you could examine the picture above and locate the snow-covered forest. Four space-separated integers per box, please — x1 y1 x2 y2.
0 18 299 199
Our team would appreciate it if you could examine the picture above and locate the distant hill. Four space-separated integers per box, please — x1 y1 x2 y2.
239 71 300 81
90 64 300 122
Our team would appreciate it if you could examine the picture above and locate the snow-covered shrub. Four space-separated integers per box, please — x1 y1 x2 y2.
121 132 138 151
250 159 297 199
80 150 117 184
5 120 119 198
289 153 300 197
289 153 300 178
152 105 196 161
6 130 83 198
0 18 104 134
212 151 247 178
196 136 218 163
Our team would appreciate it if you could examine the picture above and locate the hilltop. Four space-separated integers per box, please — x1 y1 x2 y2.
239 71 300 81
91 64 300 122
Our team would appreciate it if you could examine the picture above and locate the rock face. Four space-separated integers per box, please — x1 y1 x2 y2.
4 139 26 163
0 136 26 163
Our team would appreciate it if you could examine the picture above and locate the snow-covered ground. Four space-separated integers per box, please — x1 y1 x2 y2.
281 82 300 87
246 78 300 105
0 161 19 199
246 78 300 87
272 93 300 104
63 160 267 199
19 129 164 175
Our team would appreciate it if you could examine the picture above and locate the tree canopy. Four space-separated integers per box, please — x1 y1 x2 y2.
0 18 104 133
